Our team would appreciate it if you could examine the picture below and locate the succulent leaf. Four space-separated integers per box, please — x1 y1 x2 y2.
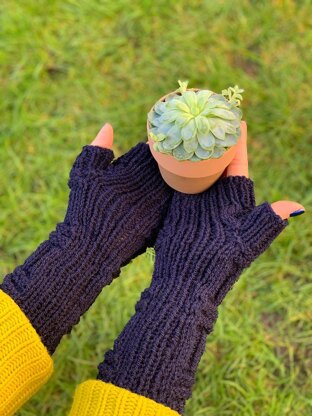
160 109 180 123
177 80 189 93
197 90 214 109
222 134 238 146
162 125 182 150
166 94 179 102
163 136 182 150
197 91 214 99
190 154 201 162
183 137 198 153
149 131 166 142
173 143 194 160
201 100 230 113
231 107 243 118
148 111 160 126
195 116 210 133
211 125 225 140
154 102 166 115
167 124 181 139
197 132 215 149
212 147 226 158
214 94 229 104
155 141 171 154
158 122 174 135
168 99 190 113
214 138 225 147
222 85 244 107
181 119 196 140
195 146 213 159
208 108 236 120
182 90 198 114
223 121 238 134
175 113 193 127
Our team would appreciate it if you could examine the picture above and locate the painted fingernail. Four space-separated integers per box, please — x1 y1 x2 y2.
290 209 305 217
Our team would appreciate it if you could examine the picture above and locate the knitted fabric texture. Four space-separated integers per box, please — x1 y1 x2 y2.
98 176 288 414
0 290 53 416
69 380 179 416
2 143 172 354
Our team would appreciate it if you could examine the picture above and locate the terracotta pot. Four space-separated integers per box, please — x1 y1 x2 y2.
147 89 241 194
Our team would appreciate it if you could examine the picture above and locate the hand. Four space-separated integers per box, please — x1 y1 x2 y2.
224 121 305 219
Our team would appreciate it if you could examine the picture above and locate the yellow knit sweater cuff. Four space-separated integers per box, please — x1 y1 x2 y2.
0 290 54 416
69 380 180 416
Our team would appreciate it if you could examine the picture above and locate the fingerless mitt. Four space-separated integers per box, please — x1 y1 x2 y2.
97 176 288 414
0 143 172 414
2 143 172 354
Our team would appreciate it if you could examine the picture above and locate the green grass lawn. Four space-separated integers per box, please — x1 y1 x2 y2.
1 1 311 415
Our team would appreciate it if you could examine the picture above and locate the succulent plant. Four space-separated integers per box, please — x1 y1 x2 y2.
147 81 244 161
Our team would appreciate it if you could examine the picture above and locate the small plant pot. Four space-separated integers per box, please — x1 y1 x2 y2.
147 89 241 194
148 136 238 194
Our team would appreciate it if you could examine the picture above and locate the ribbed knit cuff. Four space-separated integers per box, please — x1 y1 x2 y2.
0 290 53 416
69 381 179 416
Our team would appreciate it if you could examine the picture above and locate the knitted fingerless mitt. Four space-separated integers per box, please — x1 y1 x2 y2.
95 176 288 414
0 143 172 415
2 143 171 354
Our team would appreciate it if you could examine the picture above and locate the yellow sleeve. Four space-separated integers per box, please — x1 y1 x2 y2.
0 290 53 416
69 380 179 416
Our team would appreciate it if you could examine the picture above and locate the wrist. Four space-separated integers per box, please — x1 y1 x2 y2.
2 227 118 354
98 276 218 414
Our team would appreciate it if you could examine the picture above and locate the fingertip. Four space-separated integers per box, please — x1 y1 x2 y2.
241 120 247 133
239 120 247 147
91 123 114 149
225 120 249 178
271 201 305 220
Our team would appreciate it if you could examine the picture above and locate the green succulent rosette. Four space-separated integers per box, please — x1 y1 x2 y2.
148 81 244 161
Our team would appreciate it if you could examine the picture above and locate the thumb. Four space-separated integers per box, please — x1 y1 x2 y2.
271 201 305 220
238 200 305 266
91 123 114 149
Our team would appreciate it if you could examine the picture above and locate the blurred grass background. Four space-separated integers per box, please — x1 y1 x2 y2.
0 0 311 415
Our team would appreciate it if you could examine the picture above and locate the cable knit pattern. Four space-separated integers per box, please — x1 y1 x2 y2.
0 290 53 416
2 143 172 354
98 176 288 414
69 381 179 416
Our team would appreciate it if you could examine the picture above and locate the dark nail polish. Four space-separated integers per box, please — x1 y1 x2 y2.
290 209 305 217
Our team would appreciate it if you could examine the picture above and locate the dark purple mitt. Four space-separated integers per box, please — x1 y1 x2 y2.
97 176 288 414
1 143 172 354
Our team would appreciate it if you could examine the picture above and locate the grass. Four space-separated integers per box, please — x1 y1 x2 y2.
0 1 311 414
